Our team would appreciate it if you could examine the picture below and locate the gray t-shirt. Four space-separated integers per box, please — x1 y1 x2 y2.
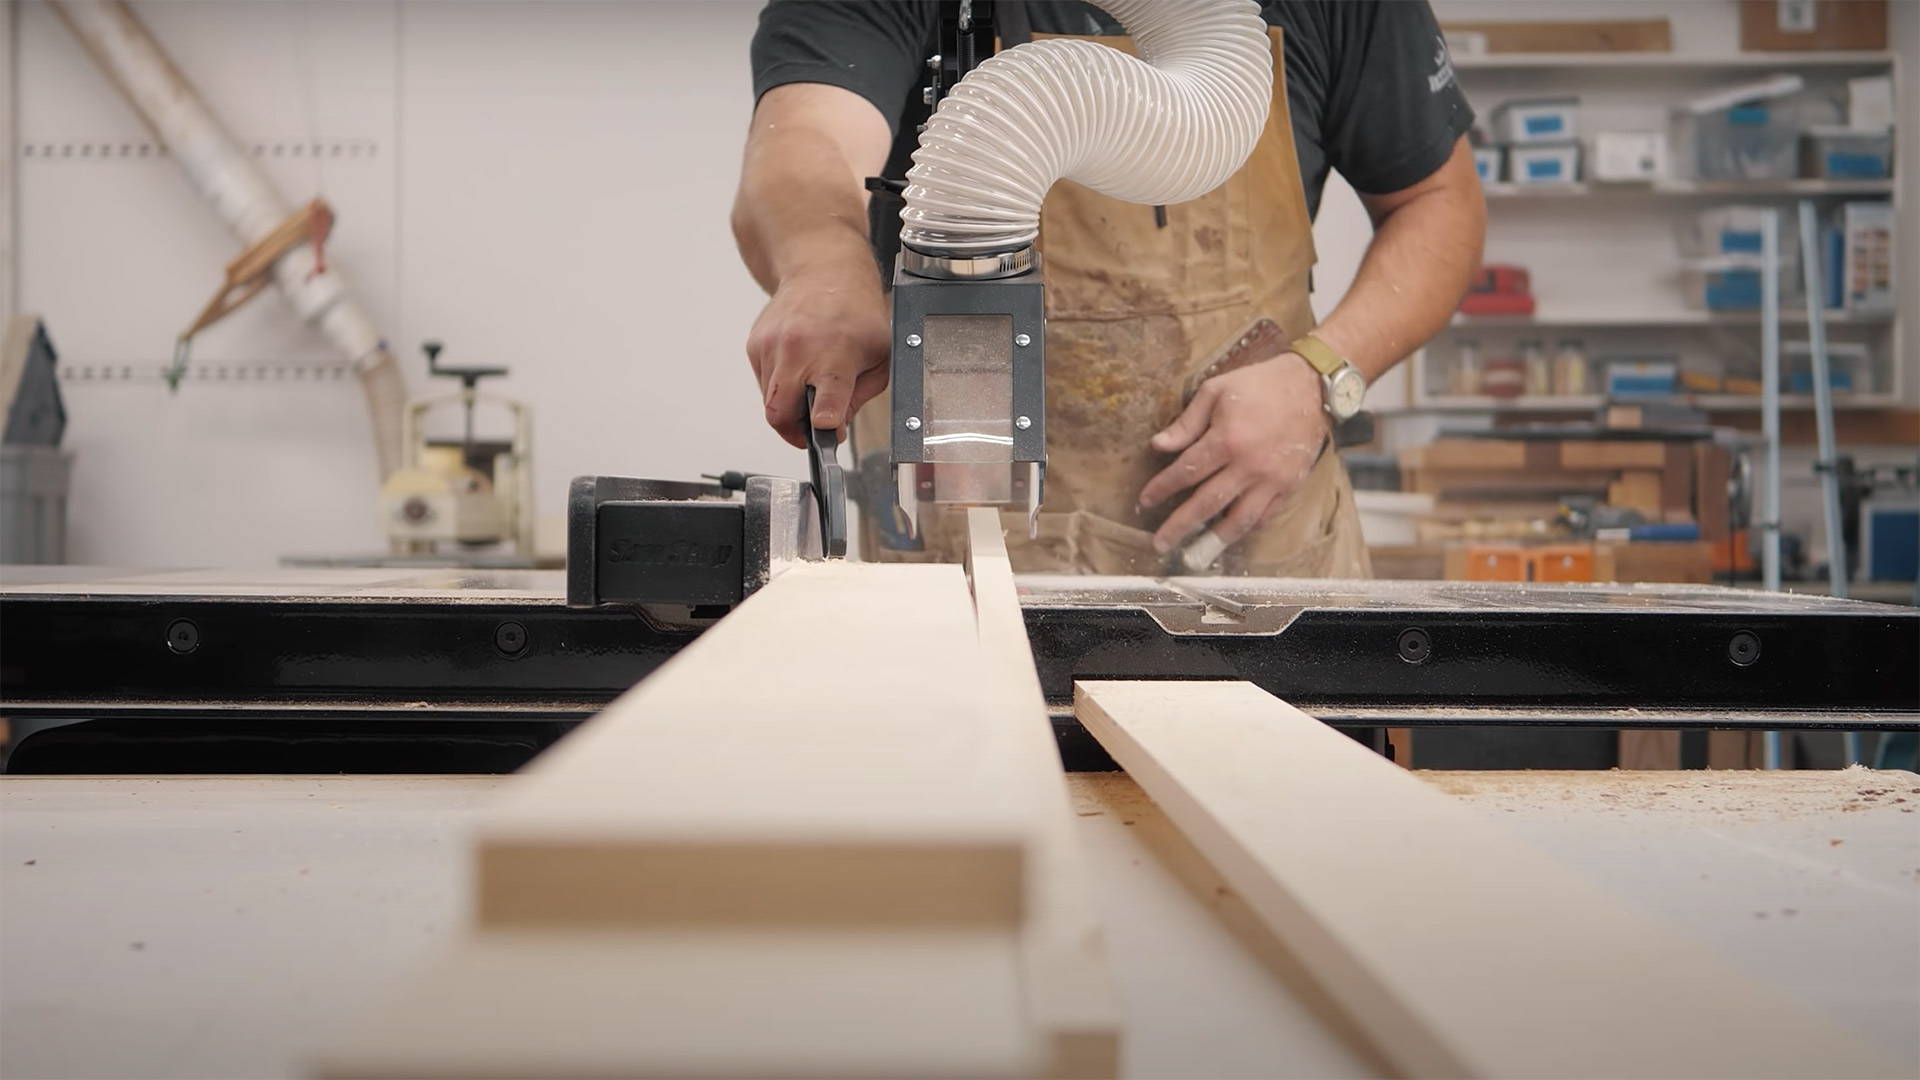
750 1 1476 268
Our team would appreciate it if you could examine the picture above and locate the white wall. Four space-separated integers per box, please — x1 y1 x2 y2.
2 2 14 327
1897 0 1918 387
12 0 783 567
6 0 1914 568
1 0 1393 569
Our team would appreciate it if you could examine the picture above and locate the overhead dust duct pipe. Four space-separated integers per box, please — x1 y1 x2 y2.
50 0 406 479
900 0 1272 258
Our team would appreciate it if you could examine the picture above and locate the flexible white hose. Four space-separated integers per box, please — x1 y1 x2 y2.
900 0 1271 257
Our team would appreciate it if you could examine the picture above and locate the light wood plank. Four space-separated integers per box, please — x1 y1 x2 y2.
1607 470 1665 517
1439 18 1673 52
1407 468 1611 497
324 563 1050 1077
1596 539 1716 584
1075 679 1902 1079
1713 406 1920 447
1559 440 1667 470
475 561 1034 931
1401 440 1528 470
966 508 1123 1079
315 928 1036 1080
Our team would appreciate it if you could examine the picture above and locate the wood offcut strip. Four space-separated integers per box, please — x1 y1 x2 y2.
966 508 1123 1079
1075 679 1902 1079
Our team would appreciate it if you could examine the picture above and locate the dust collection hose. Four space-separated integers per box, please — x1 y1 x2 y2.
899 0 1272 259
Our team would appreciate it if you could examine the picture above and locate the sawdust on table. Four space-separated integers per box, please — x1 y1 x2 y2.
1070 766 1920 823
1418 765 1920 823
1068 772 1156 820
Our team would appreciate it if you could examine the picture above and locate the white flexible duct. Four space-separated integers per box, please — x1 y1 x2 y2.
51 0 407 480
900 0 1272 258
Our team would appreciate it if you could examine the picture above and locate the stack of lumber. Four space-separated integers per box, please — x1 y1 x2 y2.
1400 438 1701 521
1381 437 1729 583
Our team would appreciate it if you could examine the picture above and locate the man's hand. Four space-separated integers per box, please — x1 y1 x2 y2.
744 260 890 448
1137 356 1329 555
732 82 894 448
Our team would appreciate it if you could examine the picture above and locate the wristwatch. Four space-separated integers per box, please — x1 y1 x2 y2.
1289 333 1367 422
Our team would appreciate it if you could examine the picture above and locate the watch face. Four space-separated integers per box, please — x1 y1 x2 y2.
1329 368 1367 419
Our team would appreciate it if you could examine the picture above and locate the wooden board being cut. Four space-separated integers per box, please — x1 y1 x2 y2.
1075 680 1904 1080
322 562 1051 1078
474 561 1035 931
966 508 1123 1078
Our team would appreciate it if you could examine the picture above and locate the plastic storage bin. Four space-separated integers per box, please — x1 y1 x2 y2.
1862 503 1919 583
1679 206 1801 266
0 445 70 564
1603 358 1680 398
1784 341 1870 395
1679 255 1799 311
1692 102 1799 180
1508 143 1580 185
1590 132 1666 181
1492 97 1580 144
1684 206 1770 254
1472 147 1502 183
1801 127 1892 179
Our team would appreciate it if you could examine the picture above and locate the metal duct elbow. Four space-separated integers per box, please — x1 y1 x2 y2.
899 0 1272 260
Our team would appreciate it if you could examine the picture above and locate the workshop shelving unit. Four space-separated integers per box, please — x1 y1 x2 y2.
1416 50 1903 415
1481 178 1895 198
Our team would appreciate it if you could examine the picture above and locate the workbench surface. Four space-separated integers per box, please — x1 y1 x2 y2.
3 769 1915 1079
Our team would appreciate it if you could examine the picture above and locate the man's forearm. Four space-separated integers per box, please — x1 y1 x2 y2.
732 85 895 440
732 124 876 294
1310 146 1486 384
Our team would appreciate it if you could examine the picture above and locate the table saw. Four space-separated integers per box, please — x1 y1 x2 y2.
10 0 1915 1069
3 476 1918 1079
3 474 1915 768
4 565 1915 764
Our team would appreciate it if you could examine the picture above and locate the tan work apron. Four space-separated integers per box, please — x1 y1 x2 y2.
856 27 1371 579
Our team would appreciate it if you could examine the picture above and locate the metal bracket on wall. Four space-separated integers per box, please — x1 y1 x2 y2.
18 137 380 161
56 361 352 384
